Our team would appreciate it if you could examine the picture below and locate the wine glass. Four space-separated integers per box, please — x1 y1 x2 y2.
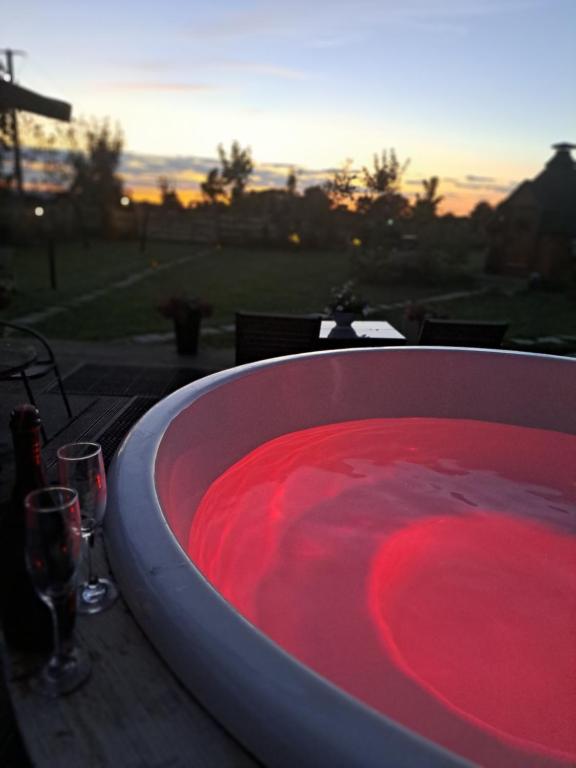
57 442 118 614
25 486 91 696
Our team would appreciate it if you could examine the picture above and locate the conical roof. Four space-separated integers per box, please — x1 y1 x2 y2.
531 143 576 235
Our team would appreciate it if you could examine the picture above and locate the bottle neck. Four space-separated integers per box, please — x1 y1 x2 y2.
12 426 48 499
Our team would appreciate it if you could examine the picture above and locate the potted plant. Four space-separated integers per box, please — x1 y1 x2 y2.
157 294 213 355
325 281 367 338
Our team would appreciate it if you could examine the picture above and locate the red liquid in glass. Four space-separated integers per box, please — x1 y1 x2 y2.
188 418 576 767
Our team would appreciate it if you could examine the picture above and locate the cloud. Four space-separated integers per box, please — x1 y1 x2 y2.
210 60 309 80
121 59 176 71
187 9 285 40
308 34 363 48
386 0 544 20
184 0 546 45
184 4 369 47
116 152 337 192
109 59 311 90
466 174 496 183
100 82 215 92
21 147 514 213
443 175 517 193
406 174 516 196
119 153 218 189
485 182 518 194
367 0 547 35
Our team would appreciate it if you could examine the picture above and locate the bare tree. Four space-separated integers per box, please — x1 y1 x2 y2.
66 118 125 235
414 176 444 216
158 176 182 209
324 159 357 206
18 113 79 193
218 141 254 202
286 167 298 196
200 168 226 204
362 149 409 197
70 118 124 205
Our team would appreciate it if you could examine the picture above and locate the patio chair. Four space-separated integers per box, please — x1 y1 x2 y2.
417 318 509 349
235 312 322 365
0 321 73 441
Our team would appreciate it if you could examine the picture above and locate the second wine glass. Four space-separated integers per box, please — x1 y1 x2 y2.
57 442 118 614
25 486 91 696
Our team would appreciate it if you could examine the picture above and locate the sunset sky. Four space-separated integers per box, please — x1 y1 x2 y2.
4 0 575 213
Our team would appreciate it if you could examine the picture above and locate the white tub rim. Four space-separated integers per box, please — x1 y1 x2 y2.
106 347 576 768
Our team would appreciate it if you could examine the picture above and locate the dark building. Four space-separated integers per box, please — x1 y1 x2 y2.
487 143 576 285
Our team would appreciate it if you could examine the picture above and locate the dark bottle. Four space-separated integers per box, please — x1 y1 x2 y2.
0 404 53 652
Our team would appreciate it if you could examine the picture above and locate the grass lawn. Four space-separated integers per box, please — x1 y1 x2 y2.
2 240 194 320
429 291 576 339
1 241 440 341
381 290 576 344
2 240 574 343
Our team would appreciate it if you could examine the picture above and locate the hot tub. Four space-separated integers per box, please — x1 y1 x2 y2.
107 348 576 768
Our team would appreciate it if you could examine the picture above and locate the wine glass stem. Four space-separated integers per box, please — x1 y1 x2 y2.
86 531 98 586
48 595 72 668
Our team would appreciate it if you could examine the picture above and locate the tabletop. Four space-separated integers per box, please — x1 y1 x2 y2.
319 320 406 346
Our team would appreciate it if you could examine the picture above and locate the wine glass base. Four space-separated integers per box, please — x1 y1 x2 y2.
37 647 91 697
78 577 119 614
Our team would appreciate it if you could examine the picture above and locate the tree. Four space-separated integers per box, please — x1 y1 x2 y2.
66 119 124 236
70 119 124 217
470 200 495 231
414 176 443 217
286 167 298 196
0 108 11 192
324 159 357 207
218 141 253 202
200 168 226 204
18 113 79 194
362 149 409 198
158 176 182 209
369 192 411 221
302 185 331 215
0 60 14 192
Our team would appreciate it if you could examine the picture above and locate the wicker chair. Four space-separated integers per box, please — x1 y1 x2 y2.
417 318 509 349
235 312 322 365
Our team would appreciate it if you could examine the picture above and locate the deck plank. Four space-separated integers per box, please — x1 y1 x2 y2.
2 362 259 767
3 537 260 768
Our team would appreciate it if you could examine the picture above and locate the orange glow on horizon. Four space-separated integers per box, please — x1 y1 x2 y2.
128 183 503 215
130 186 204 206
438 188 504 216
20 166 507 215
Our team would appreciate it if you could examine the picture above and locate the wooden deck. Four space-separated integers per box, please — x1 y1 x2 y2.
3 537 259 768
1 344 260 767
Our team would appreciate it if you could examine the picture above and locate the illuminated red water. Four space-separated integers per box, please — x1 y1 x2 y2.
187 418 576 767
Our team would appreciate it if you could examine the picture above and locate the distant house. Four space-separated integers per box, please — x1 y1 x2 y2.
487 143 576 285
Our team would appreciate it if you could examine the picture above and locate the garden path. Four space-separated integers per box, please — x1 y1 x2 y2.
11 249 210 327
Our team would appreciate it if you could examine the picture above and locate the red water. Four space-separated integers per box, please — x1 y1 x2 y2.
187 418 576 767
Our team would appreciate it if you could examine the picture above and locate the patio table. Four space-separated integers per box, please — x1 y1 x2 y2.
318 320 406 349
